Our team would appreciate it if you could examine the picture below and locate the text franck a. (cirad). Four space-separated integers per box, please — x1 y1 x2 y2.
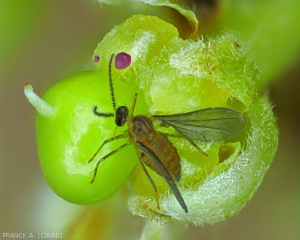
2 232 62 239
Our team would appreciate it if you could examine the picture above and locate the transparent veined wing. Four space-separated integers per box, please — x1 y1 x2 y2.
153 108 246 142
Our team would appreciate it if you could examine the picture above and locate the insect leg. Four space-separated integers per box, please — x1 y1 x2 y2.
88 133 128 163
128 93 138 118
163 133 208 157
90 141 131 183
183 137 208 157
138 154 160 210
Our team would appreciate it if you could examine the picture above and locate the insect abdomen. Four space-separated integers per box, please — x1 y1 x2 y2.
141 133 181 181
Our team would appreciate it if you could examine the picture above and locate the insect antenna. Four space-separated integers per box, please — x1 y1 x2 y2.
92 53 116 118
108 53 116 111
108 53 121 134
92 106 113 117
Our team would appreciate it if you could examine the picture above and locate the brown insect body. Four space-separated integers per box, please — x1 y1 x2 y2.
129 115 181 182
89 53 246 214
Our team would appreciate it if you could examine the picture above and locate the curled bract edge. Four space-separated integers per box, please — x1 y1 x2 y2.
94 14 278 224
98 0 199 38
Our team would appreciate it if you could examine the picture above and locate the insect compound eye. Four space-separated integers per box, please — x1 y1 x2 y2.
115 106 129 127
93 55 100 62
115 52 131 69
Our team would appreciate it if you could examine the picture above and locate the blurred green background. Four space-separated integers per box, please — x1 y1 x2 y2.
1 0 299 239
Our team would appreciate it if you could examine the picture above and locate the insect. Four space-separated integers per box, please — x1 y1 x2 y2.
89 52 246 213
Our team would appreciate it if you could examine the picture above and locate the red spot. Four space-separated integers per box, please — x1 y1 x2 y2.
94 55 100 62
115 52 131 69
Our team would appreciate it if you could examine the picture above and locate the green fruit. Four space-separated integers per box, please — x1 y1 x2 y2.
34 71 146 204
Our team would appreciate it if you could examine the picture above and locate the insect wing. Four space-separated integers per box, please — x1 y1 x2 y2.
154 108 246 142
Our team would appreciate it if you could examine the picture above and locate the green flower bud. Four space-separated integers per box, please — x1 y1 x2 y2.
93 15 278 224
